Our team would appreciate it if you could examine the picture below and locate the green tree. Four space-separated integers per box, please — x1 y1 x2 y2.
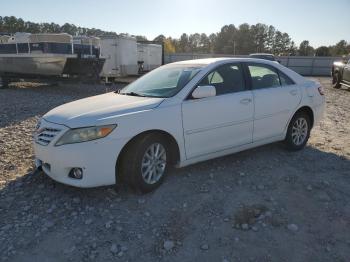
178 33 190 52
315 46 330 56
330 40 348 56
298 40 314 56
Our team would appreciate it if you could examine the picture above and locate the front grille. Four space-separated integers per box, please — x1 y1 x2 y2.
36 127 62 146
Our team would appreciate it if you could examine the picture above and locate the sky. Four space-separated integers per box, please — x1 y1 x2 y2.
1 0 349 47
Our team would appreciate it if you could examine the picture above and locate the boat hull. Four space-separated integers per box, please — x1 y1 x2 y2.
0 54 75 76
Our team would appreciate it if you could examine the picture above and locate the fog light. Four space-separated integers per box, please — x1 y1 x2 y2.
69 168 83 179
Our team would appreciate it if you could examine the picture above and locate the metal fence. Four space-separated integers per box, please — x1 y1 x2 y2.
164 53 343 76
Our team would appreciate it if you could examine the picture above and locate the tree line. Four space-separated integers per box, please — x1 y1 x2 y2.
0 16 349 56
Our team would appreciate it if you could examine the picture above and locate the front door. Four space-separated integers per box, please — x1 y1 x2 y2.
182 63 254 159
245 63 302 141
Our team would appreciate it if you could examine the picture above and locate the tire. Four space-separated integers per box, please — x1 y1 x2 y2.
285 112 311 151
0 77 9 89
332 72 341 89
119 133 170 193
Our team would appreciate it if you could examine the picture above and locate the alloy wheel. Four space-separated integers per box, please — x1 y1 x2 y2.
141 143 167 185
291 117 308 146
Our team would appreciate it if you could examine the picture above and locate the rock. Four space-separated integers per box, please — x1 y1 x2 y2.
85 219 93 225
117 251 124 257
318 192 331 202
200 244 209 250
264 211 272 217
241 224 249 230
1 224 12 231
307 185 313 191
163 240 175 251
258 184 265 190
138 199 145 204
45 221 54 228
105 220 113 229
209 173 214 179
252 226 258 232
72 197 80 204
287 224 299 232
110 243 119 254
23 205 31 211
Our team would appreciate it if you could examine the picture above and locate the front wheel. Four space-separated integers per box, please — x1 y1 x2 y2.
285 112 311 151
332 73 341 89
119 133 170 193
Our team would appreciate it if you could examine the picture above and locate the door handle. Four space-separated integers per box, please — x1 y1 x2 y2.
240 98 252 104
289 90 298 96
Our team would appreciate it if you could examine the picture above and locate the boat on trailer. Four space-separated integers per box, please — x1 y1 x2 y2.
0 33 105 87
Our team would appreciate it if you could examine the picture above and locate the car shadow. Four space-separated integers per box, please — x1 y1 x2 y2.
1 142 349 201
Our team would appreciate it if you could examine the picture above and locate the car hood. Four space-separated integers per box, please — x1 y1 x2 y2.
43 92 164 128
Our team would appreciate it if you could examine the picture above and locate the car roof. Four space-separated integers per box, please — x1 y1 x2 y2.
249 53 275 56
170 57 276 66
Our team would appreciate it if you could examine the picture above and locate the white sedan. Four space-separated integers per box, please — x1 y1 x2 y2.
34 58 325 192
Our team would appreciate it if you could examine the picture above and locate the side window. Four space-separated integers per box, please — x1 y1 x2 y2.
199 64 245 95
248 64 281 90
208 71 223 84
279 71 295 86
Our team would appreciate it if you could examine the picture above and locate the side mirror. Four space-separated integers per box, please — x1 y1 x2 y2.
192 85 216 99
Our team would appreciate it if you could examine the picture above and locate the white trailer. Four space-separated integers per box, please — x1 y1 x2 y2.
100 35 138 79
137 43 162 72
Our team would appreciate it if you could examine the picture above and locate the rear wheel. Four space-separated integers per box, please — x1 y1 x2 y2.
285 112 311 151
0 77 9 89
119 133 170 193
332 72 341 89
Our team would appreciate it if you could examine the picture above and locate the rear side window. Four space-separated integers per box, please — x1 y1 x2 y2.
199 63 245 95
279 71 295 86
248 64 280 89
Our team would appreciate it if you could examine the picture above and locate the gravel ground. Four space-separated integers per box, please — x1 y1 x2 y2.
0 78 349 262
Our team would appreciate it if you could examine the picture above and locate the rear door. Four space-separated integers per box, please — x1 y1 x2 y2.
245 63 301 141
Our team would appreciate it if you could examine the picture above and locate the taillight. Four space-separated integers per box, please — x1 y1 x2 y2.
318 86 325 95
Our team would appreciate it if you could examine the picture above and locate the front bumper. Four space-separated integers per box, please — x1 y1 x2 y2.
34 120 126 188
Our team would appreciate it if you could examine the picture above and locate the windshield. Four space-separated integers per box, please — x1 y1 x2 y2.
119 65 202 98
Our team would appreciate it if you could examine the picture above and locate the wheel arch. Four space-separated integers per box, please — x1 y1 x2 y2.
290 106 315 129
115 129 181 181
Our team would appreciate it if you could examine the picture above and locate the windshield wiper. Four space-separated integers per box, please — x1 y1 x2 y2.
118 91 147 97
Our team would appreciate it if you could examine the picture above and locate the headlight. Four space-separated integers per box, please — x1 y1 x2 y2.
55 124 117 146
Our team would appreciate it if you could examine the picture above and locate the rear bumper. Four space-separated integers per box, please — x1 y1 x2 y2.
34 136 126 188
313 98 325 127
